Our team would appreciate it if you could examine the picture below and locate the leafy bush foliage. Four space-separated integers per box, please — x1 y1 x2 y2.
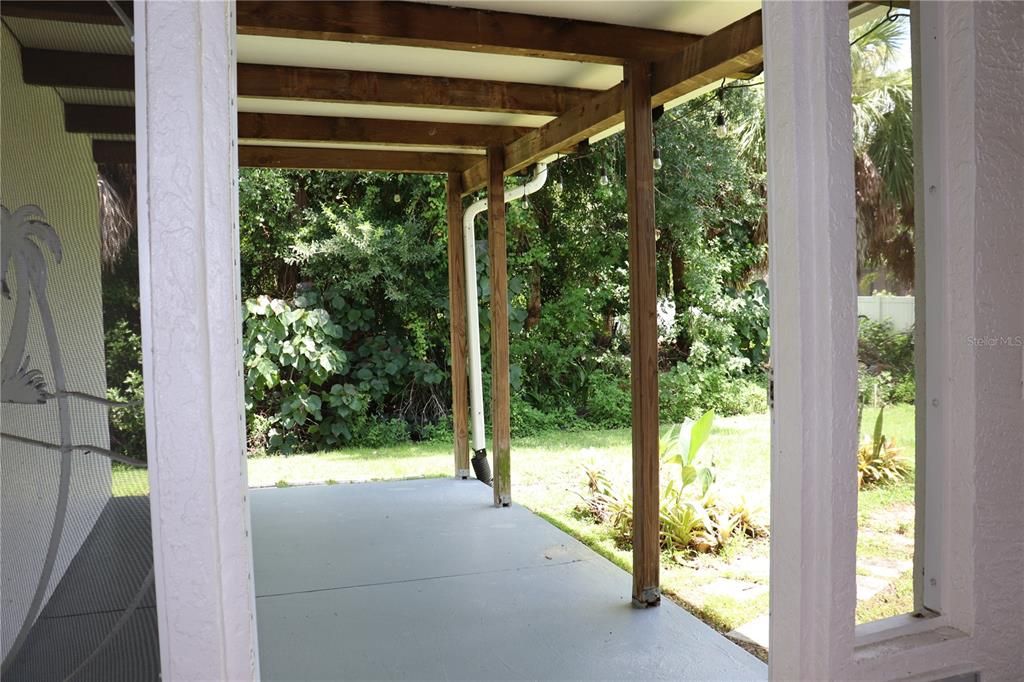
509 397 580 437
857 407 912 488
242 293 445 453
103 319 147 461
579 411 766 555
106 370 146 460
659 364 767 423
228 97 771 451
581 370 632 428
730 280 770 369
858 319 915 405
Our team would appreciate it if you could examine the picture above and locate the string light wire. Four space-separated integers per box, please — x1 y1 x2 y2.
530 8 909 187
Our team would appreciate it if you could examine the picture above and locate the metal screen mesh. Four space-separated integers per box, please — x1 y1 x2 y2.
2 22 159 679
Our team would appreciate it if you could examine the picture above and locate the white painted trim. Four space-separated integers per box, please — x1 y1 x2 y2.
848 5 980 676
764 1 991 678
912 1 977 635
135 1 260 679
763 2 859 678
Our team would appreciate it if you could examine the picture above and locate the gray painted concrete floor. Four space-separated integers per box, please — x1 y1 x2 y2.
251 478 766 681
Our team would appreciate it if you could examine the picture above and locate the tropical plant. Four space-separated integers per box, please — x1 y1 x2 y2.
661 409 717 503
857 407 912 488
580 465 634 544
733 17 915 287
243 292 449 453
579 411 764 555
852 19 915 286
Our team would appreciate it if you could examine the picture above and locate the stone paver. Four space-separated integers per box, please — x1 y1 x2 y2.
702 578 768 601
727 614 770 649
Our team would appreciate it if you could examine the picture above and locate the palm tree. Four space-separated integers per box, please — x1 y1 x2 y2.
0 204 74 672
1 204 63 402
851 18 914 288
733 17 915 288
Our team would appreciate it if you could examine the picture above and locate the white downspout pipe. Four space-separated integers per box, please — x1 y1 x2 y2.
463 164 548 459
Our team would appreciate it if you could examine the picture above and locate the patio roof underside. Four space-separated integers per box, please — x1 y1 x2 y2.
0 0 775 194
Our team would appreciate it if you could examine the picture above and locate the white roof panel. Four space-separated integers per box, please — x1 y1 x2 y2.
237 98 554 128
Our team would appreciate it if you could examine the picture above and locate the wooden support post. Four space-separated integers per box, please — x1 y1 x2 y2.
446 173 470 479
487 147 511 507
624 61 660 608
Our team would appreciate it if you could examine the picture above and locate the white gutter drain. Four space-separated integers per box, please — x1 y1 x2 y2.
462 163 548 481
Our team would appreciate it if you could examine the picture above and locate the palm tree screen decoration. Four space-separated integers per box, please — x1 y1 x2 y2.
1 203 152 676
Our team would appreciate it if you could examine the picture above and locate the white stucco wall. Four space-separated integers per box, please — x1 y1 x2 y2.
1 25 112 659
135 2 259 678
967 1 1024 678
765 2 1022 679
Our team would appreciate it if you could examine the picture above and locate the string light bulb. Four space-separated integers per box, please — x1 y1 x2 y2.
652 147 663 171
599 166 610 186
522 195 530 209
393 192 402 203
714 110 727 138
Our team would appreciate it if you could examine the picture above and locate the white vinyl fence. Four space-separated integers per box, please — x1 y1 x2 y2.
857 295 915 331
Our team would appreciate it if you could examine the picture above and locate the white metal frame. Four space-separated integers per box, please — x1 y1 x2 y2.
135 1 260 679
765 1 982 678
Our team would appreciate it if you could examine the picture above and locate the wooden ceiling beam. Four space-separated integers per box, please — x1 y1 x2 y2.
21 47 133 89
0 1 130 25
92 140 136 165
68 105 533 148
235 1 700 65
23 49 592 116
236 63 592 116
650 11 763 108
65 104 135 134
93 140 480 173
461 10 764 193
243 146 482 173
238 113 531 148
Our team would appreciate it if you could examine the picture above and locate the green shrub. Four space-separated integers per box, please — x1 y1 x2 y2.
417 419 454 443
582 370 631 428
242 294 448 453
106 370 146 462
104 319 142 387
891 374 916 404
104 319 147 461
659 363 767 422
713 376 769 416
350 416 411 448
858 319 915 404
510 395 581 437
247 412 274 458
729 280 770 368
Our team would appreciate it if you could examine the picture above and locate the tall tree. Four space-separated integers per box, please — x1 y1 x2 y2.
734 17 915 288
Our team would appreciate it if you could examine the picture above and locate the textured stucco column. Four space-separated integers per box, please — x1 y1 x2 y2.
763 1 858 678
135 1 259 679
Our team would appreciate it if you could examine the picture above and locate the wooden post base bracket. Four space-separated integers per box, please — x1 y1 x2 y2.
632 587 661 609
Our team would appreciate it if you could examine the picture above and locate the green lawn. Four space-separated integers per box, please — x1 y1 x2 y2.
112 404 916 646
